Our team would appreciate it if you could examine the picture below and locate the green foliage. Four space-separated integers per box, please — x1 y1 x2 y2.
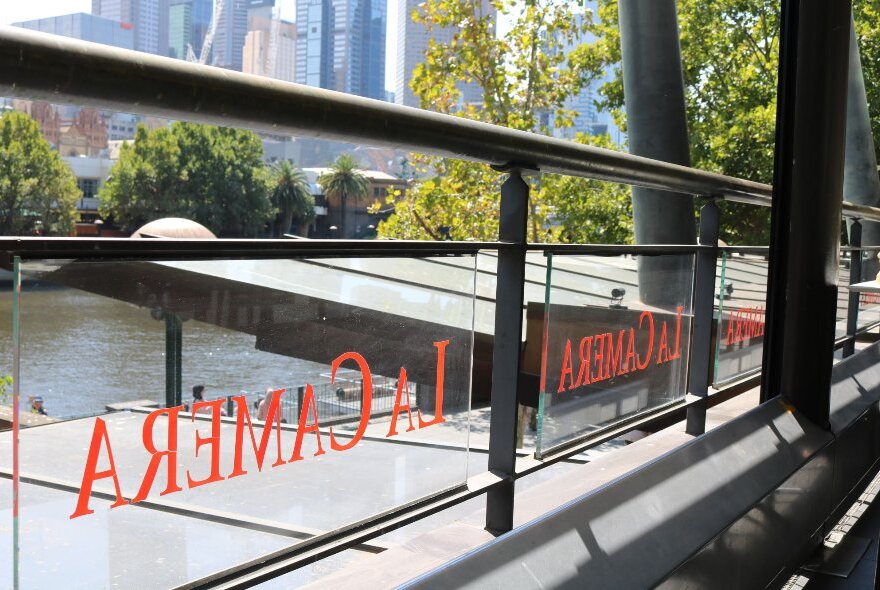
584 0 880 245
0 110 79 235
319 154 369 235
271 161 315 237
0 374 12 404
856 1 880 165
380 0 628 243
99 122 273 237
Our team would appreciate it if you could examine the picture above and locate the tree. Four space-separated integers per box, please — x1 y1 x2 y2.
271 161 315 237
319 154 368 237
583 0 880 244
0 110 79 235
100 122 273 236
378 0 630 243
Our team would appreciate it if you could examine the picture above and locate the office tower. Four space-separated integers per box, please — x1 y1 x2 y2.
168 0 213 60
295 0 386 100
247 0 276 27
92 0 169 55
13 13 135 50
243 17 296 82
551 1 621 142
395 0 491 109
213 0 249 69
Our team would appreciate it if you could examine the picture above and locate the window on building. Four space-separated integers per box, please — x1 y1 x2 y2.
77 178 99 199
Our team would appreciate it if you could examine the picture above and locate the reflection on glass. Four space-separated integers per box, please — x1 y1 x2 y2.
713 252 767 385
3 255 476 588
536 254 694 456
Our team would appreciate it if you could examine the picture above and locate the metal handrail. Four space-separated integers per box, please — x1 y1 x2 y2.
2 26 878 223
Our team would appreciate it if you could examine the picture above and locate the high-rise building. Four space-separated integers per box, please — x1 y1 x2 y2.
247 0 276 27
243 16 296 82
395 0 491 109
295 0 386 100
551 1 622 142
13 13 135 50
213 0 249 70
168 0 212 60
92 0 169 55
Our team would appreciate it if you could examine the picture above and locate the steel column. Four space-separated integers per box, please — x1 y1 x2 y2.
485 170 529 535
844 220 862 358
165 312 183 408
619 0 696 308
761 0 852 427
844 19 880 280
686 201 719 435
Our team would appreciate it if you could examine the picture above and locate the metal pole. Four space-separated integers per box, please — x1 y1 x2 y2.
165 312 182 408
619 0 696 308
686 201 719 435
761 0 851 427
844 18 880 281
485 168 529 535
844 219 862 358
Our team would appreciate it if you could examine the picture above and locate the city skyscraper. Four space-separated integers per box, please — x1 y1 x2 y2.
213 0 248 70
295 0 386 100
91 0 169 55
167 0 212 60
551 1 622 142
243 16 296 82
395 0 492 109
13 13 135 50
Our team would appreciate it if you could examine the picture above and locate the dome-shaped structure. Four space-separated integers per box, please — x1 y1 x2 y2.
131 218 216 239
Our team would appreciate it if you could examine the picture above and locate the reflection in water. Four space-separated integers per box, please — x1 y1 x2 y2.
0 286 327 418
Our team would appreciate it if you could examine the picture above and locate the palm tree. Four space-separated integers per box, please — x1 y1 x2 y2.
271 161 314 237
319 154 368 238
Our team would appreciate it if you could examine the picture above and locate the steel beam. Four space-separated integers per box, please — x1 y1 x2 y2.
844 220 862 358
165 312 183 408
844 19 880 280
619 0 696 308
762 0 852 427
485 170 529 535
686 201 719 435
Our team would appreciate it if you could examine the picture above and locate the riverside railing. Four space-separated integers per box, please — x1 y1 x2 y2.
2 26 880 589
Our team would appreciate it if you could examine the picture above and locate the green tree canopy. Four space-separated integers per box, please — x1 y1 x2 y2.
0 110 79 235
271 160 315 237
583 0 880 244
99 122 273 237
319 154 368 236
378 0 630 244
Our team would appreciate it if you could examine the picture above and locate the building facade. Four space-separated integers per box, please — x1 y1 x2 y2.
395 0 491 109
213 0 248 69
91 0 168 55
296 0 386 100
243 16 296 82
13 13 135 50
168 0 212 60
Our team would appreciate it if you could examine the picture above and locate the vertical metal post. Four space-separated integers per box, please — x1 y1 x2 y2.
686 201 719 435
761 0 851 427
297 386 304 419
165 312 182 408
844 18 880 281
619 0 697 308
844 219 862 357
486 168 529 535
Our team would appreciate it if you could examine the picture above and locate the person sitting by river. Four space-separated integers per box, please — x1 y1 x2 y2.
190 384 227 416
29 396 47 416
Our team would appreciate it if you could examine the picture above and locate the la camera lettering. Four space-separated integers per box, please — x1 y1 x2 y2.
724 306 765 346
69 340 451 519
556 307 684 394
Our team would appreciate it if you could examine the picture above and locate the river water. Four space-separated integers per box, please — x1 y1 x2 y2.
0 284 329 418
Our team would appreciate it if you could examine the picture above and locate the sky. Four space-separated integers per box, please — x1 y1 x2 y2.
0 0 402 93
